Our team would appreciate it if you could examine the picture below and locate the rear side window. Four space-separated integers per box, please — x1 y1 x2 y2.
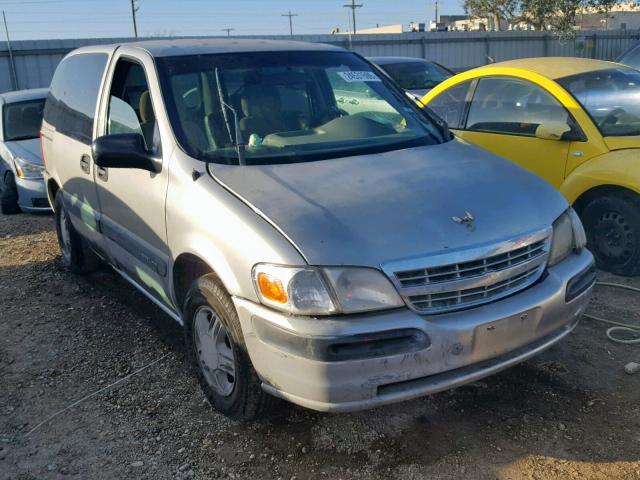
44 53 108 144
427 81 471 129
466 77 568 136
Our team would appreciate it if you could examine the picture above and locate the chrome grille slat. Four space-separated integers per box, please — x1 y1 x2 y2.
389 232 551 315
396 240 547 288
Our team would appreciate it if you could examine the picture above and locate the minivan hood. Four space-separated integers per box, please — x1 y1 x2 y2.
5 138 42 164
210 140 567 267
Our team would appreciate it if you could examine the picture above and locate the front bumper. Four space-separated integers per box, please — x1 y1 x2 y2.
16 176 51 212
234 249 595 412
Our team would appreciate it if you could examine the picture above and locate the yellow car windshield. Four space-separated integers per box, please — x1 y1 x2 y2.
558 67 640 137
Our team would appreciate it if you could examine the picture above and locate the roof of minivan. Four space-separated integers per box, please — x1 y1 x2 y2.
0 88 48 104
74 38 345 58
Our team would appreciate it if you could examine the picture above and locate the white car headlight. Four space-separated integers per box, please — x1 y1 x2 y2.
252 264 404 315
548 208 586 266
13 157 44 179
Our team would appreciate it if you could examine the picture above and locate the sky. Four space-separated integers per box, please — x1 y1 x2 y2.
0 0 466 41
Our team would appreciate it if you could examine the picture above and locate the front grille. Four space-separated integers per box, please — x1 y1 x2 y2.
386 230 550 315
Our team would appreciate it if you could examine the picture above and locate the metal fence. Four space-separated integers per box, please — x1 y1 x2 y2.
1 30 639 94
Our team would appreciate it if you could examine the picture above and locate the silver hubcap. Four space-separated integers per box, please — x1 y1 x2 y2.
193 306 236 397
59 207 72 260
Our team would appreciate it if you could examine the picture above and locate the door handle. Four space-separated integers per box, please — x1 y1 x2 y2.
80 155 91 174
97 166 108 182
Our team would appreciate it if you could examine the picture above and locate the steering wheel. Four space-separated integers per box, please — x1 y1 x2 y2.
598 108 626 127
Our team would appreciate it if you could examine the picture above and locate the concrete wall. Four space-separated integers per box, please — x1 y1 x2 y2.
1 30 638 93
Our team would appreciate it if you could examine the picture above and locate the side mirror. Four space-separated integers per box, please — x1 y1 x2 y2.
92 134 161 173
535 122 572 141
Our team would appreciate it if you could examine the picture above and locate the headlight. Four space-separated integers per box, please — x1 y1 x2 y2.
252 264 404 315
13 157 44 179
548 208 586 266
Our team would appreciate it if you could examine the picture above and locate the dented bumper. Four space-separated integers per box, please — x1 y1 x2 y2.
234 249 594 412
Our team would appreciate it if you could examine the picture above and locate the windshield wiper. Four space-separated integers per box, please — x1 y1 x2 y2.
214 67 246 166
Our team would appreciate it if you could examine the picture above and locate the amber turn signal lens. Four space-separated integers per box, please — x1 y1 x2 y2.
257 272 288 304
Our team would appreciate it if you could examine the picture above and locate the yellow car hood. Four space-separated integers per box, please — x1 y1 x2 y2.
604 136 640 151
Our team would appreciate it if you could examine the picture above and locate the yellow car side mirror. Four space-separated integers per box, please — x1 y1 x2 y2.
535 122 572 141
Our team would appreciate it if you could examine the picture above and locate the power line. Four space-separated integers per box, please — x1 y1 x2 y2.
2 10 18 90
281 10 298 37
221 27 235 36
343 0 362 34
130 0 138 38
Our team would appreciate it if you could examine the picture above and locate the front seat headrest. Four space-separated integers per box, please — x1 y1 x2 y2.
240 85 281 118
139 91 155 124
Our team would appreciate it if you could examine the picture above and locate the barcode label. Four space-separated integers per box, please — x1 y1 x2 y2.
337 71 382 83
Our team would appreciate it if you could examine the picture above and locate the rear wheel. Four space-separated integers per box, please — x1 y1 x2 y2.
54 190 101 273
183 274 271 420
1 171 21 215
581 191 640 277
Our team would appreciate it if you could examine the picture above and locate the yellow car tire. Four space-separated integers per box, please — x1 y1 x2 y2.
581 191 640 277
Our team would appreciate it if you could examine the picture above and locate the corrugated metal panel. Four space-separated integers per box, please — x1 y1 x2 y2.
0 30 638 93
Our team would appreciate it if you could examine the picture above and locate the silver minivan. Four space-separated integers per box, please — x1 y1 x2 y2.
42 39 595 420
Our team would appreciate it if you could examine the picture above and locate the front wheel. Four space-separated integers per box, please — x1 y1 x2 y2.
1 171 21 215
581 191 640 277
183 274 271 420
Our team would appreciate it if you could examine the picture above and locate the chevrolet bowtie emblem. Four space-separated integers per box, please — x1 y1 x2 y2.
452 211 475 230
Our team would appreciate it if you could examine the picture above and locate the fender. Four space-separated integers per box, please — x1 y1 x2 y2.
560 149 640 205
165 149 306 307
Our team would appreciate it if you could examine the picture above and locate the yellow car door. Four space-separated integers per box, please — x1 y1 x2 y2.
458 76 581 188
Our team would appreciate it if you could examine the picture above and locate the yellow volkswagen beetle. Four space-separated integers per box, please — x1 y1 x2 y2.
422 57 640 276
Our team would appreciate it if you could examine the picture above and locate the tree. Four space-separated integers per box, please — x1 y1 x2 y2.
463 0 518 30
517 0 557 30
516 0 583 36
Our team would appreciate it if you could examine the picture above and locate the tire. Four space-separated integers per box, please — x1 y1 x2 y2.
1 171 21 215
183 273 271 420
580 191 640 277
54 190 101 274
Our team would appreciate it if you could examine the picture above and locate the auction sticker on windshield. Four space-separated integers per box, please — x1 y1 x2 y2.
337 71 382 82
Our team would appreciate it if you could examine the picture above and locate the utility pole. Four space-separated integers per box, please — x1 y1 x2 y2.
222 28 235 37
434 0 439 25
282 10 298 37
343 0 363 34
2 11 18 90
130 0 138 38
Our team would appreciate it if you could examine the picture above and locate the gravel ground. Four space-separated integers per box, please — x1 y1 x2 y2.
1 211 639 480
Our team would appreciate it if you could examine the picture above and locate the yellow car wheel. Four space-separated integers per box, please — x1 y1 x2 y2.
581 191 640 277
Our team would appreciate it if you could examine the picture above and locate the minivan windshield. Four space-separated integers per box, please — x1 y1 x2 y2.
3 98 46 141
557 67 640 137
157 51 445 165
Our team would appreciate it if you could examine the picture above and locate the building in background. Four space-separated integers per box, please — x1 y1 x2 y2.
576 3 640 30
333 24 403 34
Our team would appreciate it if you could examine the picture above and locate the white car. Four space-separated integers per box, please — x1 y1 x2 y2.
0 88 50 214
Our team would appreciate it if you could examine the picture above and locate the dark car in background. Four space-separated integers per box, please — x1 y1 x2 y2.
369 56 453 100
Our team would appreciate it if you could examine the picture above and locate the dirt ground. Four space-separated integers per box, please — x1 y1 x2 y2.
1 211 639 480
